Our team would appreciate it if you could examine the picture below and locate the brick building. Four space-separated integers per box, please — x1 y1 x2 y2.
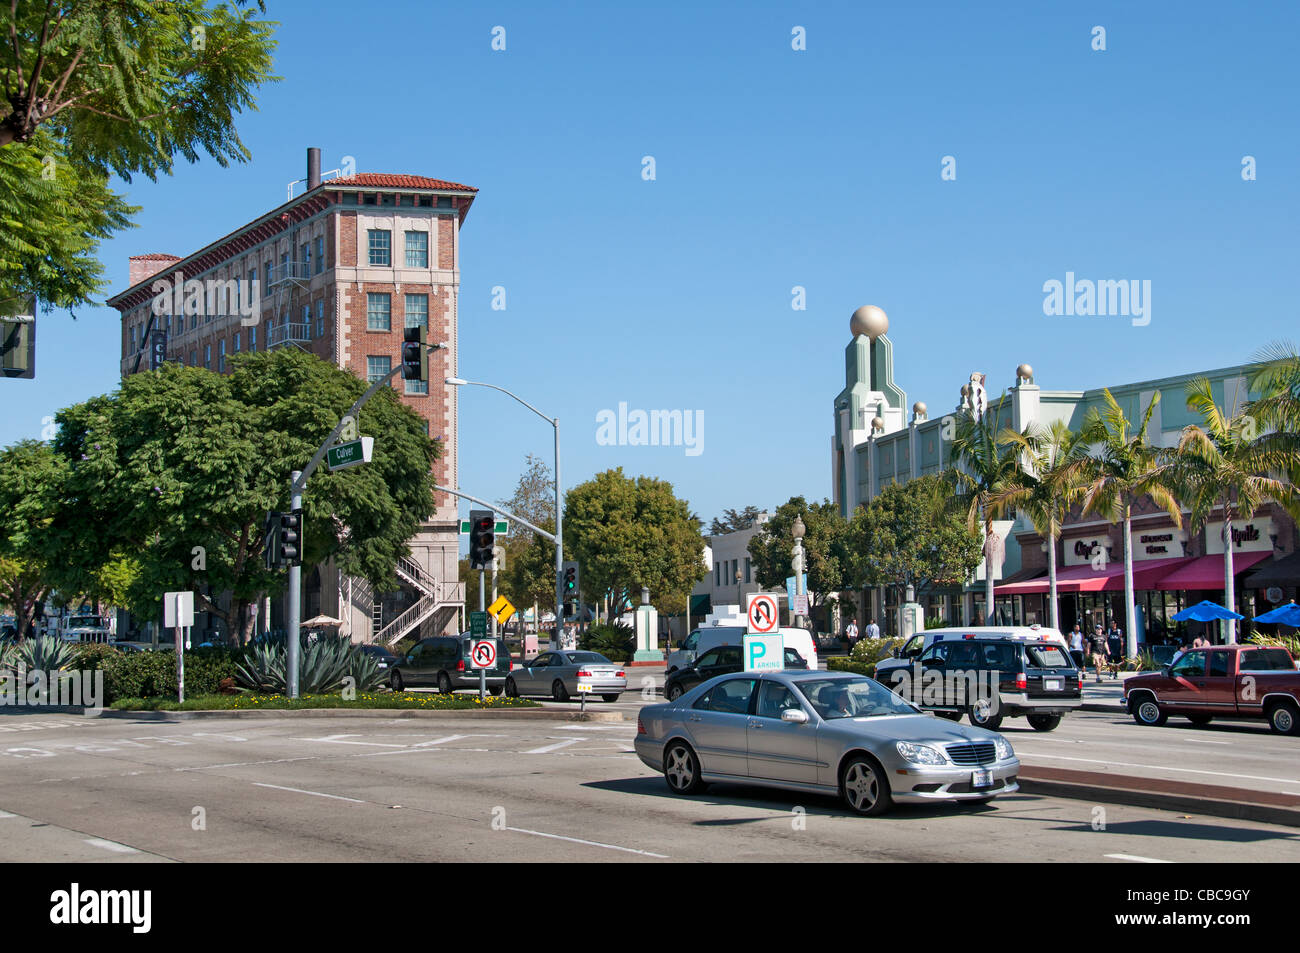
107 150 474 644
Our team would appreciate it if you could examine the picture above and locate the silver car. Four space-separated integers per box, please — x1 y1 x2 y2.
634 670 1019 815
505 650 627 702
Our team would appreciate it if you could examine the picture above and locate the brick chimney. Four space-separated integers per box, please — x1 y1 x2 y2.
129 254 182 287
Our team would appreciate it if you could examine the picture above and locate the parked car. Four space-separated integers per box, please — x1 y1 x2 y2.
667 625 819 674
876 636 1081 731
1124 644 1300 734
388 633 511 694
636 670 1019 815
885 626 1070 668
663 644 808 701
506 650 626 702
358 644 399 672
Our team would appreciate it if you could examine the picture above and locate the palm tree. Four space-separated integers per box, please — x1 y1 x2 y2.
992 420 1092 634
1078 389 1183 658
949 401 1024 625
1246 340 1300 481
1174 378 1300 642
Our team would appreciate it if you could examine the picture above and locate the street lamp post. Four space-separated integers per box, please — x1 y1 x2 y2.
447 377 564 649
792 515 806 630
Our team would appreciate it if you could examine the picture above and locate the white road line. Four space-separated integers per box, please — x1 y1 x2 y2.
252 782 365 803
296 734 407 748
505 826 667 858
1017 752 1300 787
0 811 15 818
411 734 471 747
176 756 318 772
1105 853 1171 864
1180 738 1231 745
524 739 582 754
84 838 139 854
556 726 631 732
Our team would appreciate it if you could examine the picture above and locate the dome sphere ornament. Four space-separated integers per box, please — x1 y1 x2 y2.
912 401 928 418
1016 363 1034 383
850 305 889 340
871 416 885 432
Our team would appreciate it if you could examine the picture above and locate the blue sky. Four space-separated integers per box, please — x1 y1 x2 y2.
7 0 1298 532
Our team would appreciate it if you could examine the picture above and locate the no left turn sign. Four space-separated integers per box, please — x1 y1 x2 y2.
746 594 779 634
471 640 497 669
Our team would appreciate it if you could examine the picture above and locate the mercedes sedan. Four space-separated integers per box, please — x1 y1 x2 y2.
505 650 627 702
634 670 1019 815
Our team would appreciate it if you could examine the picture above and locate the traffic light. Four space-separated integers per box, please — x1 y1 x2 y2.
401 325 426 382
561 561 579 616
278 509 303 567
469 509 494 570
263 511 281 570
0 303 34 380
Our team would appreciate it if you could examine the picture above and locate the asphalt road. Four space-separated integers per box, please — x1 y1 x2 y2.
1 710 1297 863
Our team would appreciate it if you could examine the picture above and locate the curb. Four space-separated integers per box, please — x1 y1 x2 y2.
90 707 625 723
1017 766 1300 829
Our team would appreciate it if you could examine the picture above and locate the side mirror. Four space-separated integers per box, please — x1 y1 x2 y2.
781 708 809 724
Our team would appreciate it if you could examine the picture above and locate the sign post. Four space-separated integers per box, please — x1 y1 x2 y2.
164 591 195 703
470 638 496 702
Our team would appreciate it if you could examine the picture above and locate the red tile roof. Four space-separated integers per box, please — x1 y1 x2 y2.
130 253 182 260
325 173 477 192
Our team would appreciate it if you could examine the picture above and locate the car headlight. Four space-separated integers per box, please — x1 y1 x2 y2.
994 736 1014 761
895 741 948 766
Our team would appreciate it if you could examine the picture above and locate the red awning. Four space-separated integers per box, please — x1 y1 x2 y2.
1154 551 1272 591
996 556 1187 595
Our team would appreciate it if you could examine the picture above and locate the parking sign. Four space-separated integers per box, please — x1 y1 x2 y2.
743 634 784 671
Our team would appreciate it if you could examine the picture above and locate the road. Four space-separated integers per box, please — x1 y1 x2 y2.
1 710 1297 863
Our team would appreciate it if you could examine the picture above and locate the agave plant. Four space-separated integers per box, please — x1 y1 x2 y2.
234 634 386 694
16 634 83 673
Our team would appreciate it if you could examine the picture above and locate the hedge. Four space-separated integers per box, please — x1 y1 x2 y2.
94 648 240 703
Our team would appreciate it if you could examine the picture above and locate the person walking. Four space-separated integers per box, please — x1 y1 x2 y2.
865 618 881 641
1106 621 1124 680
1068 624 1085 671
844 619 858 654
1090 624 1108 683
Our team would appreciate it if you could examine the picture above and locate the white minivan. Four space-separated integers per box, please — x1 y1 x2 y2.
666 625 819 673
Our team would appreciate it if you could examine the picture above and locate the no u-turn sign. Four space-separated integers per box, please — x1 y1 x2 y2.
746 594 779 634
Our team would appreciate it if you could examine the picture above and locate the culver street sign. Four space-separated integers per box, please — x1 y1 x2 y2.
326 437 374 471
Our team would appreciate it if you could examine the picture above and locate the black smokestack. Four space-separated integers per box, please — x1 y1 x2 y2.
307 147 321 190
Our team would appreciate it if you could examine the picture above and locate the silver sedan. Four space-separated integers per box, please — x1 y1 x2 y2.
634 670 1019 815
505 651 627 702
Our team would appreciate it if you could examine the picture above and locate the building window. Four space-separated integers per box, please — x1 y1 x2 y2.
190 349 197 366
367 292 391 331
715 562 721 586
745 558 751 584
205 344 211 369
367 229 391 266
404 231 429 268
264 262 271 290
279 251 288 283
314 236 324 274
219 339 226 372
250 326 257 352
366 355 391 383
129 326 136 351
302 304 311 339
404 294 428 329
234 331 241 353
301 243 310 275
316 299 325 339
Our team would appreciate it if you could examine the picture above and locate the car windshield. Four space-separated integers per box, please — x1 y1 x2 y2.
796 677 920 719
565 652 611 664
1025 644 1071 668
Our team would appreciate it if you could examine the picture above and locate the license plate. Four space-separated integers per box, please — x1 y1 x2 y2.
972 769 993 789
1045 678 1062 691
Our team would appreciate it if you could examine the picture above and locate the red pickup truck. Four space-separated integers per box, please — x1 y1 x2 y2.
1124 644 1300 735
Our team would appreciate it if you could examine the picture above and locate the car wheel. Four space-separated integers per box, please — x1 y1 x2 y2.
1268 700 1300 736
1131 695 1167 726
666 683 684 701
390 670 404 692
1027 714 1062 732
504 677 518 698
1187 713 1213 727
438 672 453 696
840 755 892 816
967 696 1003 731
552 679 569 703
663 741 706 795
489 685 503 697
602 694 620 703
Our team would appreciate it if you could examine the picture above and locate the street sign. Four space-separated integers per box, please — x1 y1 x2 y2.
469 610 489 637
746 593 779 634
470 639 497 669
488 595 517 626
792 594 809 616
576 681 594 693
326 437 374 471
163 591 195 628
461 519 508 534
743 633 784 672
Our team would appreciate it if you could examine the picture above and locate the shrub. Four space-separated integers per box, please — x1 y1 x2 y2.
579 623 635 662
99 648 240 702
233 634 385 694
850 636 905 667
1249 631 1300 659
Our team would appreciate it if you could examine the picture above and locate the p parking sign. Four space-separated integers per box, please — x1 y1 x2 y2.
743 634 784 672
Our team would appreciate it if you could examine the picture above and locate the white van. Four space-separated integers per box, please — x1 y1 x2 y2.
666 625 819 673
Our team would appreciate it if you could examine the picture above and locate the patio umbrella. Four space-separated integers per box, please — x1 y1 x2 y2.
1171 600 1244 622
1254 602 1300 626
301 614 343 628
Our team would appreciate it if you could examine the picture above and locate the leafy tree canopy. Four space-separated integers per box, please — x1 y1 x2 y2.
709 505 761 536
748 497 851 605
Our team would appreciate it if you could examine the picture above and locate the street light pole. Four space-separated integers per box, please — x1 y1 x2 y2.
792 515 806 630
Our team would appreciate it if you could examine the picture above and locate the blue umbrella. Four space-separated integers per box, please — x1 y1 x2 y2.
1254 602 1300 626
1171 600 1244 622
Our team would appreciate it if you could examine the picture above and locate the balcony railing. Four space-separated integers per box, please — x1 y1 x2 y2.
268 261 313 287
268 322 311 348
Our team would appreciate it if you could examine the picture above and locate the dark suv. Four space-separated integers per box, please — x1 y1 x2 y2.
389 633 511 694
879 637 1081 731
663 645 808 701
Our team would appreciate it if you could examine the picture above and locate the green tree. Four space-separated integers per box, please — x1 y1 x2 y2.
0 439 67 636
992 420 1092 633
563 468 706 619
1246 341 1300 480
748 497 851 609
847 475 983 600
0 0 277 305
1079 389 1182 657
42 349 438 644
1173 377 1300 642
498 454 557 617
709 505 761 535
948 402 1025 625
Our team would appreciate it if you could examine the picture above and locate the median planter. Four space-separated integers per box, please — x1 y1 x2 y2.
108 691 540 712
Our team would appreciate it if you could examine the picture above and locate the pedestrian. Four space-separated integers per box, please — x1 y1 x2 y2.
865 618 881 641
1107 621 1124 680
1090 624 1108 683
843 619 858 655
1068 624 1085 670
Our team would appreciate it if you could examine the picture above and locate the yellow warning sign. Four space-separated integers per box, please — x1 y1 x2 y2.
488 595 517 626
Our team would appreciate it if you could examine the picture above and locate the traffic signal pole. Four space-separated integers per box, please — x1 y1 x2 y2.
554 417 565 650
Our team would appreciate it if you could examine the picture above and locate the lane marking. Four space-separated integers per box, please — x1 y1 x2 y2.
1017 751 1300 786
556 726 631 732
1105 853 1171 864
296 734 407 748
252 782 365 803
0 811 15 818
84 838 140 854
505 826 667 858
1180 738 1231 745
524 739 582 755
